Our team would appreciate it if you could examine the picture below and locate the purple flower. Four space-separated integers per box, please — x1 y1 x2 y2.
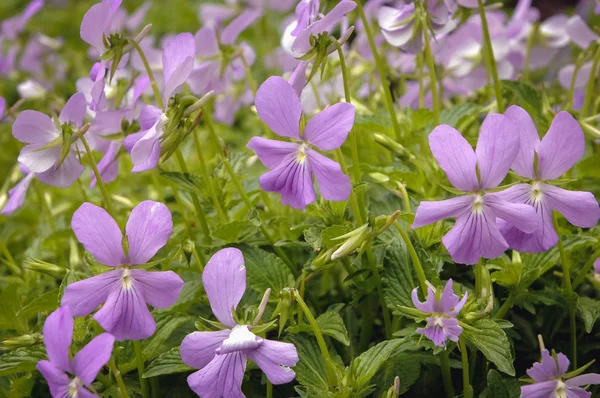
494 106 600 253
247 76 353 210
566 15 599 49
80 0 123 54
180 248 299 397
12 92 86 188
0 96 5 120
37 307 115 398
594 258 600 282
411 279 468 346
1 0 44 41
61 201 184 341
558 62 597 110
412 114 538 265
1 165 34 215
521 349 600 398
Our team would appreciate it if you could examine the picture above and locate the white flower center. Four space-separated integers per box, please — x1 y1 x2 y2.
68 377 82 397
122 268 134 290
555 380 568 398
217 325 263 355
432 316 445 327
472 195 485 215
530 181 544 204
296 145 307 163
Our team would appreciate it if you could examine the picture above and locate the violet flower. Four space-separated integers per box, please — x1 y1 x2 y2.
522 349 600 398
1 165 34 215
247 76 353 210
594 258 600 283
12 92 86 188
180 248 299 397
80 0 123 55
494 106 600 253
61 201 184 341
37 307 115 398
412 114 538 265
1 0 44 40
0 96 5 120
411 279 468 346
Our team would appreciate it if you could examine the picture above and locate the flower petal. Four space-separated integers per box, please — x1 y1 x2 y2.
566 15 599 49
36 360 70 398
12 110 58 145
255 76 302 139
566 373 600 387
520 380 558 398
59 92 87 126
221 9 261 45
429 124 478 192
162 33 195 102
475 114 519 189
411 286 437 313
247 137 300 169
194 27 219 58
1 172 34 215
91 141 120 188
247 339 298 385
80 1 112 51
543 184 600 228
61 270 122 317
72 333 115 386
537 112 584 180
125 201 172 265
306 149 351 202
180 330 231 370
187 352 246 398
43 307 73 373
412 196 473 229
260 153 315 210
485 195 538 233
303 102 355 150
129 269 184 309
504 105 539 179
203 248 247 328
36 152 84 188
17 145 59 174
72 203 126 266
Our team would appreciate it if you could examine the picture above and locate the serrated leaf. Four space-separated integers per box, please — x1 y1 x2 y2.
383 240 416 311
351 339 404 388
501 80 542 118
160 171 204 192
143 313 194 359
373 352 424 396
462 319 515 376
577 296 600 333
287 335 328 391
0 346 46 376
481 370 520 398
303 227 322 250
439 103 478 128
142 347 193 378
0 284 28 333
17 289 59 319
239 244 295 294
212 220 258 243
170 280 203 312
287 312 350 346
409 108 435 130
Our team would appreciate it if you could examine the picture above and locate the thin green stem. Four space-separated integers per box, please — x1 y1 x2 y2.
439 350 455 398
171 188 206 269
109 359 129 398
240 53 258 95
393 221 427 293
581 46 600 118
366 244 392 338
78 133 115 217
567 59 584 111
475 257 484 296
477 0 504 112
522 23 538 83
0 237 20 275
335 149 364 225
34 183 56 230
266 381 273 398
133 341 149 398
95 371 113 389
417 55 425 108
297 270 307 325
459 337 473 398
355 0 402 140
130 40 164 109
494 294 515 319
573 248 600 288
421 8 440 124
76 178 89 202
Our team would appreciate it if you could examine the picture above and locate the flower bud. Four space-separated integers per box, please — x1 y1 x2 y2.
1 333 42 349
271 288 293 335
24 258 67 278
331 224 371 260
182 239 195 266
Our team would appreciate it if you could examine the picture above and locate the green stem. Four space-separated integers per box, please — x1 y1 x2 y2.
0 237 20 275
475 257 484 296
297 270 307 325
95 371 113 389
522 23 538 83
439 350 455 398
417 54 425 108
34 183 56 230
459 337 473 398
572 247 600 288
171 188 206 269
355 0 402 140
109 359 129 398
240 53 258 95
76 178 89 202
494 294 515 319
366 244 392 338
266 381 273 398
421 8 440 124
581 46 600 118
477 0 504 112
133 341 149 398
78 133 115 217
130 40 164 109
393 222 427 293
567 59 584 111
335 149 364 225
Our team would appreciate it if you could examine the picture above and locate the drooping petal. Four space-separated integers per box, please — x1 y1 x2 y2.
429 124 478 192
247 137 301 169
36 152 84 189
255 76 302 139
485 195 538 233
187 352 246 398
441 317 463 343
411 286 437 313
59 92 87 126
221 9 261 45
306 149 351 202
1 172 34 215
520 381 559 398
288 61 308 98
303 102 355 150
43 307 73 373
247 339 298 385
36 360 70 398
72 333 115 386
543 184 600 228
412 196 473 229
71 203 126 266
203 248 247 328
61 270 122 317
503 105 539 179
12 110 58 145
91 141 120 188
439 279 458 313
475 114 519 189
566 373 600 387
162 33 195 102
125 201 173 265
180 330 231 370
537 112 584 180
129 269 184 309
260 152 316 210
566 15 599 49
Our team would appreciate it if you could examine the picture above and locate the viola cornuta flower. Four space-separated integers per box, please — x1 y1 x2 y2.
61 201 184 341
80 0 123 55
1 164 34 215
37 306 115 398
247 76 353 210
521 349 600 398
411 279 468 346
412 114 538 264
495 106 600 253
180 248 298 398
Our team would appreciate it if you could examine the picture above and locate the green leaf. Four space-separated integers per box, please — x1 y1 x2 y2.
408 108 435 131
351 339 404 389
287 312 350 346
383 240 416 311
577 296 600 333
212 220 258 243
287 335 329 391
170 280 203 312
373 352 425 396
0 284 28 333
501 80 542 118
239 244 295 294
143 313 194 359
354 114 393 131
480 370 520 398
439 103 478 128
462 319 515 376
0 346 46 376
142 347 193 379
17 289 59 319
159 171 204 192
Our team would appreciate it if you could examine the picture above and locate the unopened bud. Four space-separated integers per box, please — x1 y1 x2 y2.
184 91 215 116
374 133 412 160
253 288 271 325
1 334 42 349
24 258 67 278
331 224 371 260
182 239 195 266
271 288 293 335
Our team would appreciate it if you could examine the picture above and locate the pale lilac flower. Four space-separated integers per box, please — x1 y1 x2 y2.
0 46 17 76
80 0 123 54
180 248 298 397
496 106 600 253
1 165 34 215
412 279 468 346
566 15 599 49
1 0 44 40
12 92 86 188
412 115 538 265
37 307 115 398
247 76 353 210
61 201 184 341
521 349 600 398
0 96 5 120
17 79 47 100
558 62 598 110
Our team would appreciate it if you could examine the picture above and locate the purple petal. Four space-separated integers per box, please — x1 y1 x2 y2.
543 184 600 228
75 387 98 398
439 279 458 313
36 360 70 398
485 195 538 233
36 152 84 188
72 333 115 386
289 61 308 98
59 92 87 126
255 76 302 139
247 339 298 385
203 248 246 327
429 125 478 192
520 380 559 398
17 145 59 174
162 33 195 102
1 172 34 215
125 201 172 265
180 330 231 370
247 137 301 169
187 352 246 398
80 0 118 52
91 141 120 188
0 96 5 119
566 16 599 49
566 374 600 387
411 286 436 313
304 102 355 150
306 149 351 202
43 307 73 373
260 153 316 210
129 269 184 309
527 350 567 381
412 196 473 229
61 270 122 317
72 203 126 266
594 258 600 274
504 105 539 179
475 114 519 189
537 112 584 180
499 211 557 254
221 9 261 45
440 317 463 343
12 110 57 145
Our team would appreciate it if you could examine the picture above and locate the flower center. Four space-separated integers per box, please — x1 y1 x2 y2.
68 377 82 397
555 380 568 398
530 181 544 204
121 268 134 290
472 194 484 215
216 325 263 355
296 145 307 163
432 315 445 327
